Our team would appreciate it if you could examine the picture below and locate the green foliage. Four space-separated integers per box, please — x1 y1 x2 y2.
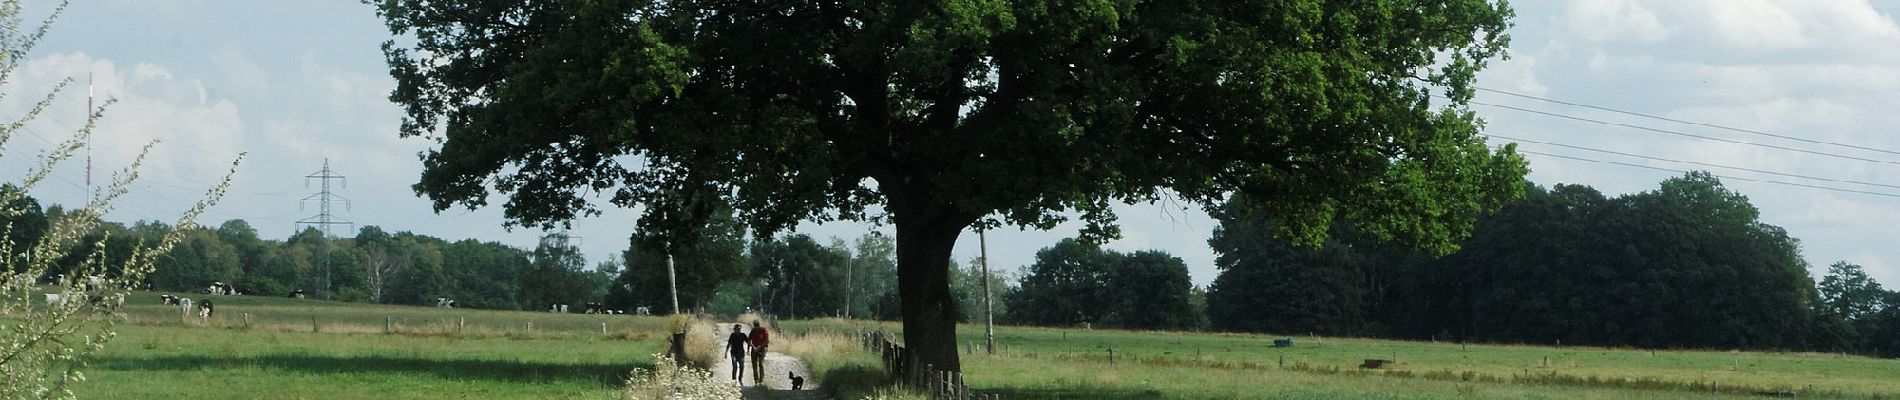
950 256 1011 324
1819 262 1885 321
847 233 899 320
1 3 241 396
372 0 1527 372
1206 201 1397 336
519 233 598 310
1009 239 1196 330
751 234 852 318
1208 173 1835 352
0 184 48 258
608 209 747 313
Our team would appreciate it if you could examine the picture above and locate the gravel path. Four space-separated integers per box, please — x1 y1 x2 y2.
707 324 825 400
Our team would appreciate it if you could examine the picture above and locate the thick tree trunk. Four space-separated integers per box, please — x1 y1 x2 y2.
892 200 970 375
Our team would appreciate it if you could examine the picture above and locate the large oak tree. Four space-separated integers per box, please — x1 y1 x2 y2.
370 0 1525 373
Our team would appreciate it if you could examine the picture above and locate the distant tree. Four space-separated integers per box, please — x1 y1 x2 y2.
1206 205 1368 335
950 256 1014 324
704 280 759 316
751 234 850 318
386 233 449 306
354 226 403 303
1108 250 1196 330
849 233 899 320
1186 285 1211 331
1862 291 1900 358
150 228 239 292
1010 240 1192 329
610 209 747 313
1010 239 1112 327
1819 262 1886 321
520 234 593 310
443 239 530 309
1438 173 1816 348
0 184 48 259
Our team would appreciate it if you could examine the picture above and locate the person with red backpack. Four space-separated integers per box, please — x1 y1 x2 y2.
747 320 770 385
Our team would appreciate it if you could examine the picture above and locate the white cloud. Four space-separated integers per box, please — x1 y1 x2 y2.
1701 0 1809 49
1567 0 1671 43
213 46 269 95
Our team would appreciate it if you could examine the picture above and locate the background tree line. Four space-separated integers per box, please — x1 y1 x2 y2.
13 170 1897 358
1201 172 1899 357
3 185 1013 320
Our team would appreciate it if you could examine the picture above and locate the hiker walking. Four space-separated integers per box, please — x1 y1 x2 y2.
726 324 748 382
747 320 771 385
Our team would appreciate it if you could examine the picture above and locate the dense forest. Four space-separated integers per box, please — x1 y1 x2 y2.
5 172 1897 357
1202 172 1900 357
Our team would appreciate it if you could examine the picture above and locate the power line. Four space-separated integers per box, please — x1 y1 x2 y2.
1507 148 1900 199
1478 87 1900 157
1491 134 1900 191
1468 99 1900 167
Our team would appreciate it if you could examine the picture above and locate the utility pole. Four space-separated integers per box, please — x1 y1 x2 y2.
844 251 854 319
667 253 680 315
982 226 995 355
298 159 352 296
85 72 92 192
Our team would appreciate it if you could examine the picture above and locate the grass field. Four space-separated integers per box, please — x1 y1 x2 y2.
37 292 1900 399
66 291 672 399
783 319 1900 400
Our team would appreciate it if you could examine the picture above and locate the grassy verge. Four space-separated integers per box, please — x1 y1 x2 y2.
782 319 1900 399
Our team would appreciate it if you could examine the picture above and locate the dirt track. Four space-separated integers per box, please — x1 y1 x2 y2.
707 323 824 399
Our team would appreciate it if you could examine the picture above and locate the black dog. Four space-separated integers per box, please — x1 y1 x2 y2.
789 371 803 390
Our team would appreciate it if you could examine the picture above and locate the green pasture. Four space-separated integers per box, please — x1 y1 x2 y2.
63 291 670 400
785 319 1900 399
35 292 1900 399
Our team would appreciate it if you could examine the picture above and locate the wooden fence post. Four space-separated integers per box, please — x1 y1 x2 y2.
386 316 392 333
242 312 250 329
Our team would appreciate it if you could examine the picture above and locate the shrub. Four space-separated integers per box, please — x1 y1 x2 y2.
621 353 742 400
0 3 239 399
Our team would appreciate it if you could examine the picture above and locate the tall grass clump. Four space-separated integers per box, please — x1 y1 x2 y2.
667 314 722 369
776 331 896 399
0 2 239 398
620 353 741 400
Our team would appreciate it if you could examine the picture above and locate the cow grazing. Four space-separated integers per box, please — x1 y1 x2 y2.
178 297 192 316
162 295 179 305
208 282 237 295
85 275 105 292
288 289 306 299
634 306 651 315
44 293 63 307
197 299 214 319
583 303 604 314
436 298 457 308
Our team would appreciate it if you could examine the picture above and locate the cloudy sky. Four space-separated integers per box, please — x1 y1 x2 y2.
2 1 1896 288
